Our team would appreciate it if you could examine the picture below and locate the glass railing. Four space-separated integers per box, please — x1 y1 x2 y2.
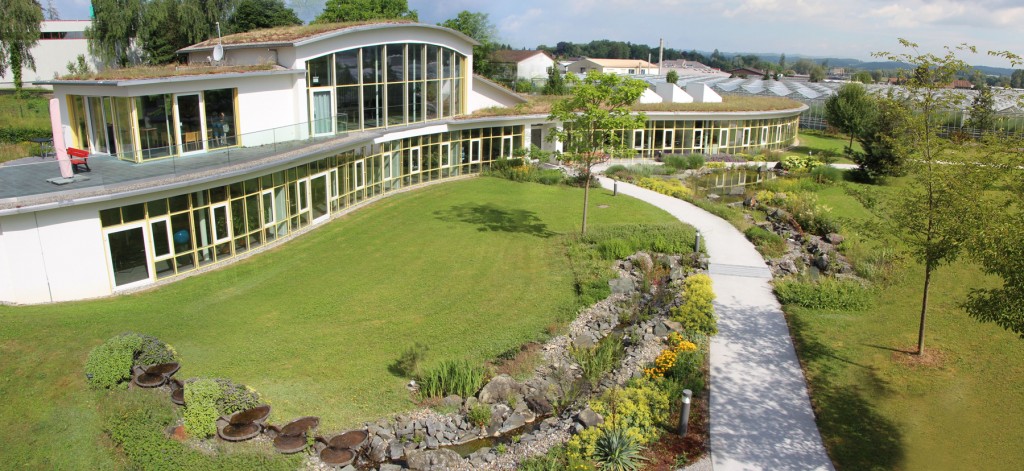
0 118 353 201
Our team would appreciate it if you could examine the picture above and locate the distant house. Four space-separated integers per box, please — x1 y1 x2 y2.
658 59 728 76
491 50 555 82
950 80 975 90
728 67 766 78
566 58 659 76
0 20 104 89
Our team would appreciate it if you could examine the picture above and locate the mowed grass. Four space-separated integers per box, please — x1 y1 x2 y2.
785 178 1024 470
785 131 861 164
0 177 681 469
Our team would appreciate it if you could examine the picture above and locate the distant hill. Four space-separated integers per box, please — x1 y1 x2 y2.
696 51 1018 77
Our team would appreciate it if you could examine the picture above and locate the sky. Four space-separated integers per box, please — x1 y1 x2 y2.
48 0 1024 68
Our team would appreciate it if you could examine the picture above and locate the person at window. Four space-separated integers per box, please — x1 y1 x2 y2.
211 112 224 146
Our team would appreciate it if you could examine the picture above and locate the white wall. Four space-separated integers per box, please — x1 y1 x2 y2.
469 79 521 113
517 55 554 80
0 213 59 304
0 21 100 89
639 88 663 104
656 83 693 103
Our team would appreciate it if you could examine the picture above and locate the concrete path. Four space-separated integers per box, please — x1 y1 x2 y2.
597 177 834 471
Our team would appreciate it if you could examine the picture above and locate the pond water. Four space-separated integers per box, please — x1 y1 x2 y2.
699 167 775 196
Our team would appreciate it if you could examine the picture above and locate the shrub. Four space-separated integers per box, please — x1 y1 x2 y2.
520 444 594 471
594 427 648 471
102 390 297 469
644 332 698 379
566 379 670 462
183 379 221 439
212 378 261 416
85 334 143 389
536 169 565 185
418 360 486 398
597 238 633 260
0 126 52 144
663 154 705 171
780 154 824 171
84 333 180 390
134 334 179 366
671 274 717 336
569 335 623 389
774 278 872 310
810 165 843 184
182 378 261 439
743 226 788 258
467 403 491 427
634 177 693 200
392 342 429 378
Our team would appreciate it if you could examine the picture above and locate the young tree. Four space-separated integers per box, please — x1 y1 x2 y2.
0 0 44 94
87 0 143 68
547 71 648 234
876 40 1000 355
542 66 567 95
824 83 876 152
778 52 786 72
965 83 996 134
666 69 678 85
854 94 911 180
315 0 417 23
227 0 302 34
808 66 824 82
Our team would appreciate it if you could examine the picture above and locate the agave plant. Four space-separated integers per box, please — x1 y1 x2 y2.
594 427 648 471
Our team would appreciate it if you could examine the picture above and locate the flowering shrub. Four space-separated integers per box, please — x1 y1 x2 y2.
780 154 824 171
644 333 698 379
634 177 693 200
671 274 717 336
566 379 670 462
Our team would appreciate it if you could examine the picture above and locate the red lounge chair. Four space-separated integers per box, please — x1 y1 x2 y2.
67 147 91 173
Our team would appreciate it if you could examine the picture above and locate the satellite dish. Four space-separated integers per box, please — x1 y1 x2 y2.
213 44 224 62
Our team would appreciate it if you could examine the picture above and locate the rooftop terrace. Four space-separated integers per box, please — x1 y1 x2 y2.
466 94 805 118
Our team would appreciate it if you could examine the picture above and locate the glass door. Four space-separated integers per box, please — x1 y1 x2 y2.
469 139 481 163
104 223 152 289
86 97 110 154
312 90 334 136
310 173 329 224
175 94 205 155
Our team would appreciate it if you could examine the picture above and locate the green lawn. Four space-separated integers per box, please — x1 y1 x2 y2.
787 131 861 164
0 90 51 164
785 179 1024 470
0 177 682 469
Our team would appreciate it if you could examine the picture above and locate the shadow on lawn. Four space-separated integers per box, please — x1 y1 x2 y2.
435 203 555 238
785 310 905 470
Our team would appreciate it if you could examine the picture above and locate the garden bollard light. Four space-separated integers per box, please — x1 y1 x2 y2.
694 232 702 253
613 181 618 196
679 389 692 436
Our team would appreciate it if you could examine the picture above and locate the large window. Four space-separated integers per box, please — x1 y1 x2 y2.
306 43 466 132
67 88 238 163
99 125 523 287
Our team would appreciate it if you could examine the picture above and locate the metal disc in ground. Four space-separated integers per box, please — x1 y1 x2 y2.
320 447 355 467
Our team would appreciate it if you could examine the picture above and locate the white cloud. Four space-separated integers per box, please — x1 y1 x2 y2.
500 9 544 34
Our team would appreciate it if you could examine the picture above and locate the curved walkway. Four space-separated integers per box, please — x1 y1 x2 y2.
597 177 834 471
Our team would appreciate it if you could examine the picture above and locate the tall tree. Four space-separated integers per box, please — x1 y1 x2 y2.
0 0 44 94
542 65 566 95
439 10 496 77
854 94 911 180
876 40 1000 355
808 66 824 82
824 83 875 152
87 0 143 68
777 53 785 72
547 71 647 235
315 0 417 23
137 0 239 65
45 0 59 19
965 83 996 134
226 0 302 34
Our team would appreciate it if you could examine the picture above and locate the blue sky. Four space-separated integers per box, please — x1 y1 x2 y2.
49 0 1023 68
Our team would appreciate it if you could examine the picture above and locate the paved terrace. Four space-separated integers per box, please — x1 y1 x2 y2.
0 128 376 212
597 176 834 471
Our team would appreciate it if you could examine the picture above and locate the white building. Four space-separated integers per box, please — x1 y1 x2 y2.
0 20 103 89
0 22 805 304
566 58 659 76
491 50 555 82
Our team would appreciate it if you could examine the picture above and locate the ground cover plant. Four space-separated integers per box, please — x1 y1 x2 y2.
0 177 684 469
0 90 52 164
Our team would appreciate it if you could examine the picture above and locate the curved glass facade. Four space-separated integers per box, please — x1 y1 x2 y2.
307 44 466 133
99 125 523 286
626 116 799 157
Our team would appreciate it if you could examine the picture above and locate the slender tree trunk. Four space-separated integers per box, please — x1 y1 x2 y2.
581 170 590 235
847 133 855 154
11 48 23 95
917 265 931 355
